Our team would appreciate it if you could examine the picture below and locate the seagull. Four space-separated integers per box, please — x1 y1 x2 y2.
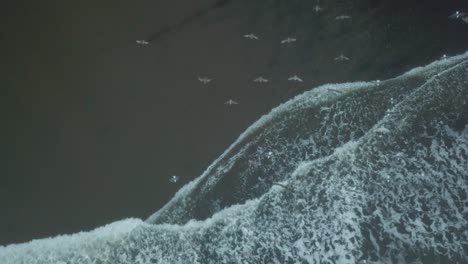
313 5 323 12
225 99 238 106
335 15 351 20
280 37 297 44
288 75 303 82
198 77 212 84
449 11 465 19
441 54 448 60
254 76 269 83
244 33 259 40
169 175 180 183
334 53 350 61
136 40 149 45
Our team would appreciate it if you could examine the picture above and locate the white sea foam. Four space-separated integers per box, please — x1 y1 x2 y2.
147 50 468 225
0 219 143 263
2 51 467 264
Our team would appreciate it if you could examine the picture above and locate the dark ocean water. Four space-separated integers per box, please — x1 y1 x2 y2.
1 0 468 254
1 43 467 264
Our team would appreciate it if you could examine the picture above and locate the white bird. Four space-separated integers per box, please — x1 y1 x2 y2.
169 175 180 183
198 77 212 84
224 99 238 106
244 33 259 40
313 5 323 12
136 40 149 45
441 54 448 60
254 76 269 83
335 15 351 20
334 53 350 61
449 11 465 19
288 75 303 82
280 37 297 44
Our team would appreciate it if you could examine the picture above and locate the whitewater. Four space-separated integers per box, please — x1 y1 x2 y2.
1 52 467 263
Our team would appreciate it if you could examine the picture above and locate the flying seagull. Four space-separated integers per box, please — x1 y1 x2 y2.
169 175 180 183
334 53 350 61
244 33 259 40
335 15 351 20
288 75 303 82
449 11 466 19
136 40 149 45
254 76 269 83
280 37 297 44
224 99 238 106
198 77 212 84
313 5 323 12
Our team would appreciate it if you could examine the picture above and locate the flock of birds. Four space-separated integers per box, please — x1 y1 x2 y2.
188 9 466 107
133 4 467 184
134 3 355 108
194 7 353 106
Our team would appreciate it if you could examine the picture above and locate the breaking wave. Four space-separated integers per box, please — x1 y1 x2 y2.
1 52 467 263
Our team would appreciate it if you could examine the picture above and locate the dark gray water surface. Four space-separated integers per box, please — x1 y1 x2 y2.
2 0 468 245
